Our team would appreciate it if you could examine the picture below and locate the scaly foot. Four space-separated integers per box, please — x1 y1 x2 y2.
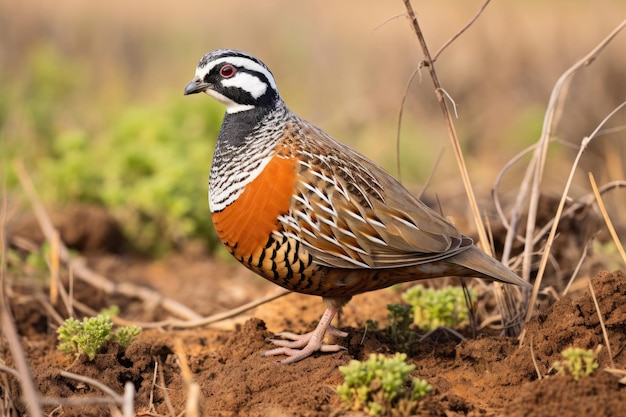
262 307 347 364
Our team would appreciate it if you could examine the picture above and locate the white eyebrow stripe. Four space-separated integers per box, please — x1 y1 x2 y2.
197 56 277 90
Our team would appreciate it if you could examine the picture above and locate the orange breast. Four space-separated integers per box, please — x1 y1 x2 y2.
211 153 297 261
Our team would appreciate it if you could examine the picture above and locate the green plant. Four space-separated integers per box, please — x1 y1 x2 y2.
36 96 224 255
57 307 141 360
365 319 379 331
401 285 475 331
337 353 432 416
387 303 414 351
553 347 599 381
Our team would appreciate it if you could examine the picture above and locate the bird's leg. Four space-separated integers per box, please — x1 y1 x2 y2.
262 307 348 364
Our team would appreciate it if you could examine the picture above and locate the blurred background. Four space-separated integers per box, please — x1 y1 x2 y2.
1 0 625 256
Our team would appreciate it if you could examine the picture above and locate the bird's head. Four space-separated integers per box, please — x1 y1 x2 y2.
184 49 280 114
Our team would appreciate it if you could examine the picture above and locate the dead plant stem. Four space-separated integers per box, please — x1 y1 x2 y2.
522 99 626 325
587 280 615 368
401 0 490 253
0 168 43 416
589 173 626 267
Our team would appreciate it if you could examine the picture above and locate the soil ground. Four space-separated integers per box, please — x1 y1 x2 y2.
2 206 626 417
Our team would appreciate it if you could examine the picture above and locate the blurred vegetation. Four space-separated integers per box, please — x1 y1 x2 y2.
2 41 224 254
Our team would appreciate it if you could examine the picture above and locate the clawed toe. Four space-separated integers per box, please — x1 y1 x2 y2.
262 308 347 364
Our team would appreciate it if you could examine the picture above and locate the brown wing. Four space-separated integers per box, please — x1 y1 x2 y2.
280 119 473 270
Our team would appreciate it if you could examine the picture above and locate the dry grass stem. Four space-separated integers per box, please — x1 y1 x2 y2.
492 143 537 262
156 359 176 417
0 178 43 417
587 280 615 368
395 65 423 181
432 0 492 62
529 336 543 380
417 146 446 200
508 180 624 256
603 368 626 385
59 370 124 403
589 173 626 267
562 238 594 296
401 0 526 336
49 230 60 305
523 100 626 325
174 338 203 417
401 0 490 253
147 361 159 414
518 19 626 288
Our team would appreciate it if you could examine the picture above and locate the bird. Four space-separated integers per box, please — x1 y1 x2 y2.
184 49 530 364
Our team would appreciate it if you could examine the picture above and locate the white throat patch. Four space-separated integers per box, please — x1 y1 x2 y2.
204 89 254 113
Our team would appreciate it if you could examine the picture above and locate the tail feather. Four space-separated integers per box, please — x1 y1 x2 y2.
453 246 531 288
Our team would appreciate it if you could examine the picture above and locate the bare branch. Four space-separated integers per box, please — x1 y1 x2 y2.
522 99 626 325
433 0 493 62
0 175 42 416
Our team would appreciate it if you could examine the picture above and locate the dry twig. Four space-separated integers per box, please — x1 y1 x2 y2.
401 0 524 337
522 100 626 325
0 173 43 417
587 280 615 369
589 173 626 267
174 338 203 417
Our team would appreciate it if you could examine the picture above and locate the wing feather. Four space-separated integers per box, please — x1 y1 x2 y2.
282 120 473 269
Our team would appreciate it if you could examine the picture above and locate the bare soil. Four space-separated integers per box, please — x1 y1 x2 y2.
2 207 626 416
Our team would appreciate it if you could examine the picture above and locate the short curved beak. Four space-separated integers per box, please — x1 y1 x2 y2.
184 78 210 95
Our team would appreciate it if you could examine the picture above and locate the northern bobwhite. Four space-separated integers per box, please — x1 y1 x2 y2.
184 49 529 364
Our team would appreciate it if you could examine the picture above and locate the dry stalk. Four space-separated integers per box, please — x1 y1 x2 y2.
114 288 290 330
174 338 203 417
147 361 159 414
401 0 525 337
562 238 594 296
35 371 135 416
431 0 492 62
59 371 124 402
589 173 626 267
518 19 626 287
49 230 60 305
0 176 43 417
401 0 491 254
522 100 626 326
156 358 176 417
603 368 626 385
529 336 543 380
587 280 615 369
395 65 423 182
492 143 537 262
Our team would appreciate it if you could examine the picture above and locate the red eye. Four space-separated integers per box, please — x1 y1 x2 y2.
220 64 236 78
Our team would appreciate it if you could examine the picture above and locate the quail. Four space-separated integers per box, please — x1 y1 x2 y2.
184 49 529 364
